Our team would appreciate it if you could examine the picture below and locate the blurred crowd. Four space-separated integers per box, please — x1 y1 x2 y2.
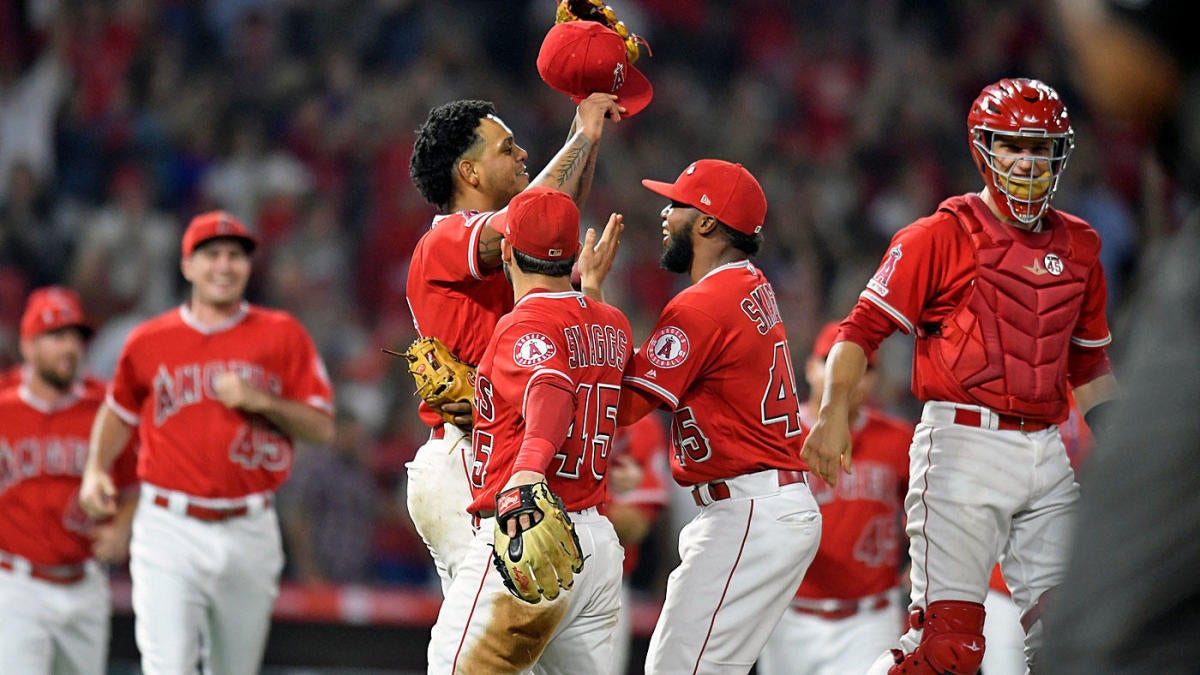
0 0 1179 592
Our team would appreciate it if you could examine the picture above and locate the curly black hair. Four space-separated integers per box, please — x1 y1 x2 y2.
409 100 498 212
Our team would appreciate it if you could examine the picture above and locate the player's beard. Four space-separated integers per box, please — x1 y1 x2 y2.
35 356 78 392
660 222 694 274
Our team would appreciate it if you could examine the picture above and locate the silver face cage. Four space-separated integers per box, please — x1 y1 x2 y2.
972 126 1075 225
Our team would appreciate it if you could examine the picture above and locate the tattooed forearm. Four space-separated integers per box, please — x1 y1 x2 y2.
549 134 594 192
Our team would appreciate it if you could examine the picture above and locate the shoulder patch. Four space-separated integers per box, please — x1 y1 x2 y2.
645 326 690 369
513 332 557 367
867 244 902 297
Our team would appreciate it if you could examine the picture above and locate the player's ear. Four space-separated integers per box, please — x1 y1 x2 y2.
500 238 513 264
180 255 193 283
695 214 719 235
457 157 479 187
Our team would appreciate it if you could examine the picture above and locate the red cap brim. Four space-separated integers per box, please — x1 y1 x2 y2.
569 65 653 118
640 177 687 204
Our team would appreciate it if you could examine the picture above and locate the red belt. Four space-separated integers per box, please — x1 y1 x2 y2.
953 408 1052 432
0 558 86 585
790 594 891 621
691 469 807 507
151 494 271 522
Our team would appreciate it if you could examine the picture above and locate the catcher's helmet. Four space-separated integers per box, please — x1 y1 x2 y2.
968 78 1074 225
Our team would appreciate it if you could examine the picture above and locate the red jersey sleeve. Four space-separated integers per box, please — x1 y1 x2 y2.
281 318 335 415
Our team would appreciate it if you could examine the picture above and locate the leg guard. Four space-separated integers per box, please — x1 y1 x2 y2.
889 601 987 675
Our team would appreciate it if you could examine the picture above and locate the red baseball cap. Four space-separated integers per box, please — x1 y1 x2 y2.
641 159 768 235
537 21 653 117
812 321 877 367
20 286 93 340
504 187 581 261
181 211 258 258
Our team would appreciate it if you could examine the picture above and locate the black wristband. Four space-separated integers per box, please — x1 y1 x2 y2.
1084 399 1116 440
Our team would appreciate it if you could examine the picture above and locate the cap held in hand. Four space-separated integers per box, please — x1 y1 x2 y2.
642 159 768 235
537 21 653 117
504 187 581 261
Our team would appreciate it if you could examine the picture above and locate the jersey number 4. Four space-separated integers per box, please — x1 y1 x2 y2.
761 341 803 437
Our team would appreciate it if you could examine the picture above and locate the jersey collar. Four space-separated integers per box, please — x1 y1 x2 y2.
180 301 250 334
697 259 754 284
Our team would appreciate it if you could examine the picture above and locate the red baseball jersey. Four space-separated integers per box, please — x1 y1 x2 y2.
0 377 137 565
624 261 807 485
849 195 1110 420
108 303 333 498
406 210 514 427
608 413 670 575
469 290 632 514
794 403 912 600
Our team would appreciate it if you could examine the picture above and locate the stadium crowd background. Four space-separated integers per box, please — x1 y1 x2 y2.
0 0 1173 596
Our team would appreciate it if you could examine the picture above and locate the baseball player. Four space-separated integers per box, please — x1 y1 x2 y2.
427 187 633 674
758 321 913 675
617 159 822 674
606 412 671 674
404 93 624 592
0 287 138 675
801 78 1119 674
79 211 335 675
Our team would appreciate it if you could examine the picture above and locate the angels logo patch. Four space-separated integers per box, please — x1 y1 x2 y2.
867 244 902 297
645 326 690 369
513 332 556 367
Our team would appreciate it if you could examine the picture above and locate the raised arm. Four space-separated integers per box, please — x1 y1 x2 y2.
530 93 624 204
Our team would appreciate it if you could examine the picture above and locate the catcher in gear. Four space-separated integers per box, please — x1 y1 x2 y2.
427 187 631 674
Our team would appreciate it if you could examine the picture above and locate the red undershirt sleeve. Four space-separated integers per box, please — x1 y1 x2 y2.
512 375 577 474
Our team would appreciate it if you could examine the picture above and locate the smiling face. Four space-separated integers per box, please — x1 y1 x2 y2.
658 201 699 274
181 239 252 310
465 115 530 209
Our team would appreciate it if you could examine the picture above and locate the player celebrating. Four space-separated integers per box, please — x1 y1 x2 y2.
0 287 138 674
618 159 822 674
427 187 632 673
758 321 913 675
801 78 1119 674
79 211 335 675
404 93 624 592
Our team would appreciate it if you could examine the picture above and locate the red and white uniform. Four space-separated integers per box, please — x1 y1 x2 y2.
759 403 913 675
983 400 1094 675
845 194 1112 672
0 375 137 674
109 302 332 675
607 414 671 674
429 290 631 674
404 210 512 590
625 261 822 674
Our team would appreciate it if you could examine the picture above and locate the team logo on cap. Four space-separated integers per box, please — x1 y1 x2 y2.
686 163 696 175
645 326 689 368
513 332 557 367
611 63 625 94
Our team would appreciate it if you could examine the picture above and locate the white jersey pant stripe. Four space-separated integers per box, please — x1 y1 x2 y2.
896 400 1077 661
646 477 820 674
428 508 623 675
0 560 109 675
130 493 283 675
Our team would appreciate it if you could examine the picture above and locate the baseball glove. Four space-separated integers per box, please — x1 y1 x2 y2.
492 481 585 604
555 0 645 64
384 337 475 426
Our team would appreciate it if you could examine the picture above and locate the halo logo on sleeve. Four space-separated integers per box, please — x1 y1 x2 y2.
513 332 557 367
867 244 902 297
645 326 690 368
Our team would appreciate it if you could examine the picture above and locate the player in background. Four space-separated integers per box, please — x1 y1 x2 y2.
405 93 624 592
79 211 335 675
981 395 1093 675
428 187 632 674
801 78 1119 674
758 321 912 675
617 159 822 674
0 286 139 675
606 412 671 675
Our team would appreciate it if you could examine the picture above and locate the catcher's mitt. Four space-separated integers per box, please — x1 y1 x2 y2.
384 337 475 426
492 481 585 604
555 0 645 64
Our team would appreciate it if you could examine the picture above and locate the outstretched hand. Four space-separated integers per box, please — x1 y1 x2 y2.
578 212 624 300
800 416 853 487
